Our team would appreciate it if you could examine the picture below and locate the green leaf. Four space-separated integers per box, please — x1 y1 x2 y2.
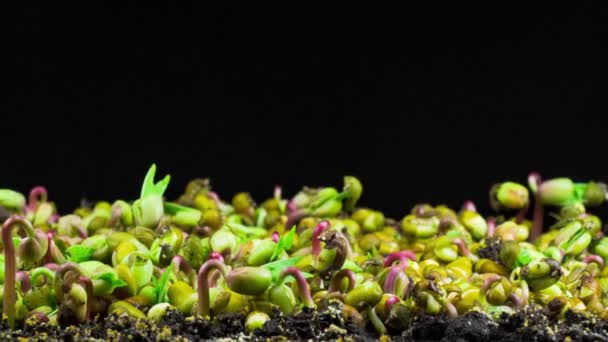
226 222 267 239
140 164 171 199
263 256 303 282
96 272 128 290
165 202 202 226
516 249 534 267
270 226 296 261
341 259 362 273
156 263 173 304
164 202 201 215
66 245 94 263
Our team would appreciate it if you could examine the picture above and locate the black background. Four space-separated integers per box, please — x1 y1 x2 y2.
7 4 607 220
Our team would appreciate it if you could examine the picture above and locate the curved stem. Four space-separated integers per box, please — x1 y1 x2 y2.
27 186 48 212
2 215 36 328
368 307 387 336
278 266 314 307
507 292 522 310
480 274 502 294
328 269 356 293
44 232 66 264
528 172 544 242
312 220 330 258
452 239 477 261
79 276 94 321
318 230 350 274
384 265 402 294
383 250 416 269
583 254 604 268
31 267 56 286
445 301 459 319
285 209 308 233
171 255 196 285
197 259 228 317
54 262 83 307
43 263 60 272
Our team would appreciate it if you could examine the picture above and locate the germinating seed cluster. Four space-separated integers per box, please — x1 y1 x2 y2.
0 165 606 337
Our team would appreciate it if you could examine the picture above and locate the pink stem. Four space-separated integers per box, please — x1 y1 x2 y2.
274 185 282 201
44 232 66 264
481 274 502 294
79 276 94 321
452 239 472 258
44 263 60 272
328 269 356 293
486 217 496 238
287 200 297 212
197 259 228 317
384 265 402 294
383 250 417 269
272 231 280 243
171 255 195 281
278 266 314 307
462 200 477 212
285 209 307 231
583 254 604 268
208 251 224 263
49 214 60 224
27 186 48 212
3 215 35 328
508 292 522 310
312 220 330 258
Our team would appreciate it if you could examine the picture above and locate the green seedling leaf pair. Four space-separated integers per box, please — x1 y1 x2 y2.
270 226 296 261
152 263 174 304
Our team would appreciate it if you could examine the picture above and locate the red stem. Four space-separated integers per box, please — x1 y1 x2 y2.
27 186 48 212
2 215 36 328
312 220 330 258
383 250 416 269
197 259 228 317
486 217 496 238
328 269 356 293
529 172 544 242
278 266 314 307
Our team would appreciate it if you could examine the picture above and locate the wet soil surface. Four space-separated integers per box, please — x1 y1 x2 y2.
1 304 606 341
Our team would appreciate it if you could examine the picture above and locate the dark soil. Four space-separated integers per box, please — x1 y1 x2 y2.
476 237 502 264
1 304 606 341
